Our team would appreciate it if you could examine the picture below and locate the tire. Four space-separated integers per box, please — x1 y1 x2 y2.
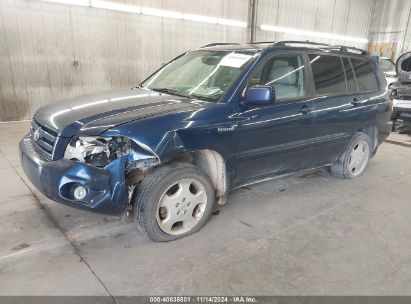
331 132 372 179
133 163 215 242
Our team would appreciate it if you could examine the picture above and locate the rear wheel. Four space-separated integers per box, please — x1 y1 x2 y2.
133 163 215 242
331 132 372 179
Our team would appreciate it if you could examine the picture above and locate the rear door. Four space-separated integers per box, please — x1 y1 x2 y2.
308 54 365 166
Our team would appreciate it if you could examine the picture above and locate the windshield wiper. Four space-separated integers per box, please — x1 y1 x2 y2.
150 87 192 99
190 93 217 102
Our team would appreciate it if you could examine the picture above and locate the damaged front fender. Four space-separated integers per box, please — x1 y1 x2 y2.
125 138 161 171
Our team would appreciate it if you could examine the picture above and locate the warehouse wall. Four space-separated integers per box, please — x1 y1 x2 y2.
0 0 377 122
256 0 375 49
0 0 249 121
369 0 411 59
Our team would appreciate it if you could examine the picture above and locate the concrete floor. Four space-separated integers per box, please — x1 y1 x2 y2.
1 121 411 296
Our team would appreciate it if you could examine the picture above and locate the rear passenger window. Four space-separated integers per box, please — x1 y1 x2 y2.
351 59 379 92
342 58 357 92
309 55 346 95
248 55 306 100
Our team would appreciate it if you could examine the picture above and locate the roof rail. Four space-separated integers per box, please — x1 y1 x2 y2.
273 41 369 55
273 41 330 47
200 41 370 55
200 42 241 48
249 41 277 45
329 45 369 55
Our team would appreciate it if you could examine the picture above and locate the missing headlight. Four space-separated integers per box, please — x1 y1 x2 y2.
64 136 130 167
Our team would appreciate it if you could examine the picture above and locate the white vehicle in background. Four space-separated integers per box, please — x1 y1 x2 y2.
379 57 398 85
390 52 411 130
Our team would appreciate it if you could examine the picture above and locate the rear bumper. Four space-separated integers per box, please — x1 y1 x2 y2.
19 134 128 215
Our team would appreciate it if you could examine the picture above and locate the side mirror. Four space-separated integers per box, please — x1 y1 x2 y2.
243 85 275 106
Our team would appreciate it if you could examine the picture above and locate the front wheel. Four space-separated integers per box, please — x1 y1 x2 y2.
331 132 372 179
133 163 215 242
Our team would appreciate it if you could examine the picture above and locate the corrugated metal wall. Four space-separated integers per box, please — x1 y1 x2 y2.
0 0 377 121
369 0 411 58
0 0 249 121
256 0 375 49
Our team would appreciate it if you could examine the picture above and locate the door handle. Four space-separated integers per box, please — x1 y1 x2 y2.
351 98 360 106
298 105 314 114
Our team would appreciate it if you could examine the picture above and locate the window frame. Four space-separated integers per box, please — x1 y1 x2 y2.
242 51 312 104
342 56 359 93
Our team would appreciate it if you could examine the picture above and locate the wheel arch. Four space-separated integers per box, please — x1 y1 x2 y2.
164 149 228 204
126 149 228 205
357 124 378 152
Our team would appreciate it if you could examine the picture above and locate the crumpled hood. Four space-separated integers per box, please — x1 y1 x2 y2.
34 87 202 137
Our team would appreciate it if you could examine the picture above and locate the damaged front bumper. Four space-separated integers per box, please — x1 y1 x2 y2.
19 134 129 215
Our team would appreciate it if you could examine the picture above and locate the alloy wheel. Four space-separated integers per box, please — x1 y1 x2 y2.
156 179 207 235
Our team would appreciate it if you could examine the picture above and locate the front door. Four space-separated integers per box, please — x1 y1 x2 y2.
235 53 316 184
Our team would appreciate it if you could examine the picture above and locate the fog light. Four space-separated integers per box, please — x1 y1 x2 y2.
73 186 87 200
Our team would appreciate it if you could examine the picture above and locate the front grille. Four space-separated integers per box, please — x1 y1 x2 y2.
30 118 58 160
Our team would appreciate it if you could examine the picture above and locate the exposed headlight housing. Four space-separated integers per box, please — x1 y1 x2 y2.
64 136 130 167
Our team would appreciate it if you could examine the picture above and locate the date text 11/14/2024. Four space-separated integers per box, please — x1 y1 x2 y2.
149 296 257 303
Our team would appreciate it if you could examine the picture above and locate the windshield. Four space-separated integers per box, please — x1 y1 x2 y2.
141 50 257 102
379 58 396 73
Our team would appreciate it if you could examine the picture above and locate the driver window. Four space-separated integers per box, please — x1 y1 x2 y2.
248 54 306 100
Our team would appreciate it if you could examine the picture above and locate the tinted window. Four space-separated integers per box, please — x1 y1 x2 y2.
351 59 379 92
248 55 306 100
343 58 357 92
309 55 346 95
379 58 395 73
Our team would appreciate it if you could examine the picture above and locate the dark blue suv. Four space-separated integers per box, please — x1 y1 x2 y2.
20 41 392 241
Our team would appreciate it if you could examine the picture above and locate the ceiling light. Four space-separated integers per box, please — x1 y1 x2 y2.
91 0 140 13
40 0 89 6
218 19 247 28
141 7 182 19
183 13 218 24
260 24 368 44
37 0 247 28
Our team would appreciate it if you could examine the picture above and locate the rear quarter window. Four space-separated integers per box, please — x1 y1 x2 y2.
351 59 379 92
